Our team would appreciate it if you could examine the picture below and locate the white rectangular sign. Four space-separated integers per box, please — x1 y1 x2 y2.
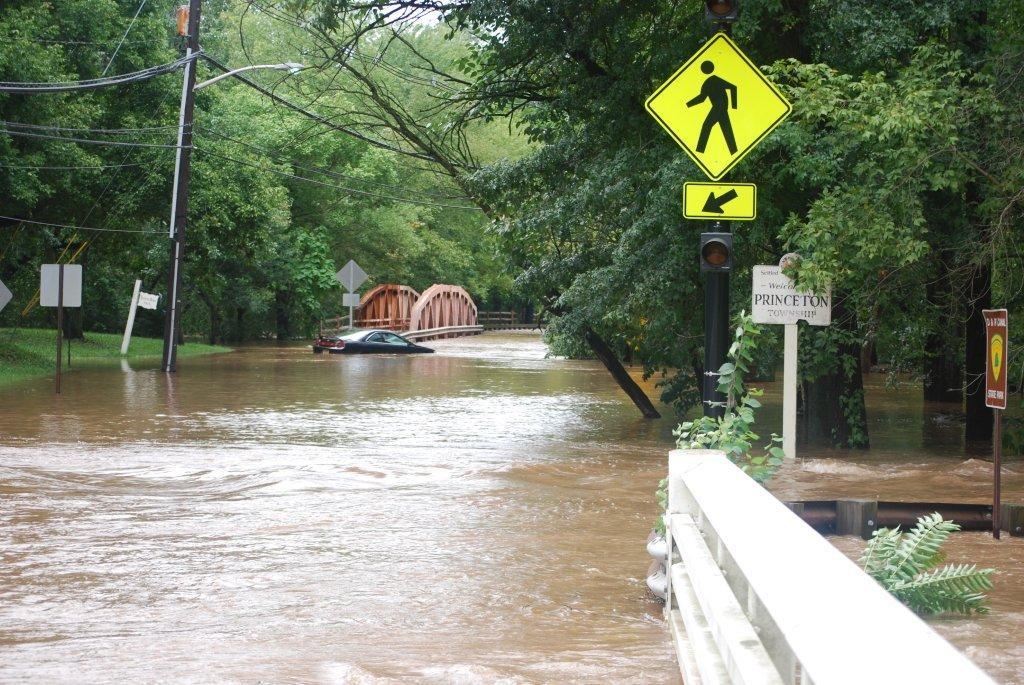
342 293 360 308
137 292 159 310
751 265 830 326
40 264 82 308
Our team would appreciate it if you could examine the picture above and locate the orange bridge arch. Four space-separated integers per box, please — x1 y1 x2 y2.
408 284 478 332
355 284 420 331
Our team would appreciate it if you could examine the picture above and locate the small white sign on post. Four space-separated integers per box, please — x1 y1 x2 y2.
138 292 159 310
751 262 831 460
342 293 360 308
40 264 82 308
751 265 831 326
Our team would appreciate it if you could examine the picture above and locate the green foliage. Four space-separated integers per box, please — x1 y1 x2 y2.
0 3 517 342
674 313 784 484
860 513 995 615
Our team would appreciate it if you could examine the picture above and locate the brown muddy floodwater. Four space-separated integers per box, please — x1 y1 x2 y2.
1 332 1023 683
0 333 677 683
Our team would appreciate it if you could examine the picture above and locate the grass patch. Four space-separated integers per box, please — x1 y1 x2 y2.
0 327 231 386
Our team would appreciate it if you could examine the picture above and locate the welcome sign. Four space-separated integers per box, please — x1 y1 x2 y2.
751 266 831 326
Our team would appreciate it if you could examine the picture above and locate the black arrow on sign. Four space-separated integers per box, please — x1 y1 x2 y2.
702 189 739 214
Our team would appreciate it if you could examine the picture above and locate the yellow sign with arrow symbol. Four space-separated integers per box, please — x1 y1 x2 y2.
683 182 756 220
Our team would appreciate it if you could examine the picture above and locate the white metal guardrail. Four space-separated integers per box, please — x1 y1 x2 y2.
662 449 996 685
402 325 484 341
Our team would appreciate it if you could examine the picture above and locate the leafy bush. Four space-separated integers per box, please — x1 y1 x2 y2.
655 314 782 537
860 513 995 615
673 312 784 484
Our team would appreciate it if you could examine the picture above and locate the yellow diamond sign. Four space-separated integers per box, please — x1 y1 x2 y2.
645 33 792 180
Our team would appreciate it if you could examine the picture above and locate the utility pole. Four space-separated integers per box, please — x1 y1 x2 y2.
162 0 201 373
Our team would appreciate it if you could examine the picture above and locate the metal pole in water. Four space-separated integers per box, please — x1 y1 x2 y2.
703 220 730 418
55 264 64 395
994 408 1002 539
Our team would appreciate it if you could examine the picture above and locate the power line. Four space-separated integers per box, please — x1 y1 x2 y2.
197 148 480 211
197 126 468 200
201 53 436 163
102 0 149 76
0 53 198 93
1 121 182 135
0 129 182 148
0 215 160 233
29 38 157 47
0 162 147 170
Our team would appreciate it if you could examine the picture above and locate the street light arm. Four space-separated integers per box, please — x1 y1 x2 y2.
194 62 303 91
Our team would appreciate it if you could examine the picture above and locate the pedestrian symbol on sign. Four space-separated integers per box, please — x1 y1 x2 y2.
687 61 738 155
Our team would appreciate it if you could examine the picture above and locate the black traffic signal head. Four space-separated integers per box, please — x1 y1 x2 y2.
705 0 740 24
700 232 733 272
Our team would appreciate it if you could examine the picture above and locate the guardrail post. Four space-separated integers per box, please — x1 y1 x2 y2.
836 500 878 540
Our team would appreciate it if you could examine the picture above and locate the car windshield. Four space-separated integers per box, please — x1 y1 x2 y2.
382 333 409 345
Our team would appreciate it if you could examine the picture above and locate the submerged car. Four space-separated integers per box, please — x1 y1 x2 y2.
312 329 434 354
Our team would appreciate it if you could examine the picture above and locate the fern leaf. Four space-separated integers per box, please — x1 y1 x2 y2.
861 527 902 580
889 513 960 581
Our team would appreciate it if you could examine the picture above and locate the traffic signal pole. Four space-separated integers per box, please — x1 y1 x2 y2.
703 219 729 417
162 0 201 373
703 9 734 418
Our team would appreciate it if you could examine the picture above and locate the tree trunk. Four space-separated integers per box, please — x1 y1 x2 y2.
275 291 291 341
584 326 661 419
803 300 869 448
923 255 963 402
964 263 992 442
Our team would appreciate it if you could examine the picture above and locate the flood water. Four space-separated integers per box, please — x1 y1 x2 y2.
1 333 1023 683
0 333 678 683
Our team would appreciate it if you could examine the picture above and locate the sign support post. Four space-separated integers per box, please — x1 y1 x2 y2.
783 322 798 459
983 308 1008 539
994 409 1002 540
122 279 143 355
703 219 730 417
40 263 82 395
348 269 355 328
56 264 64 395
751 258 831 459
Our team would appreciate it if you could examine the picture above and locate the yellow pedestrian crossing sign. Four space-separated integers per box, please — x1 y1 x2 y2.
645 33 792 180
683 182 756 220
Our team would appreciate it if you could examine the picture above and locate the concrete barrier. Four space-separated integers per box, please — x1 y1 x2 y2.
664 449 996 685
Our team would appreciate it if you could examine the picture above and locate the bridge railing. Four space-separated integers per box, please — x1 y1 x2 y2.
663 449 995 685
403 325 483 342
354 317 410 331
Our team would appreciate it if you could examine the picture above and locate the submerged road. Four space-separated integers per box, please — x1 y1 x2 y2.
0 333 678 683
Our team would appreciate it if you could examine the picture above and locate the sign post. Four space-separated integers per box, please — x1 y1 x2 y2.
335 260 368 328
121 280 143 355
645 29 792 417
121 281 160 355
40 264 82 395
751 260 831 459
983 308 1008 539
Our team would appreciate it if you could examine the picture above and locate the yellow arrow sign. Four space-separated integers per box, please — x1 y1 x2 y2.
683 182 756 220
646 34 792 180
